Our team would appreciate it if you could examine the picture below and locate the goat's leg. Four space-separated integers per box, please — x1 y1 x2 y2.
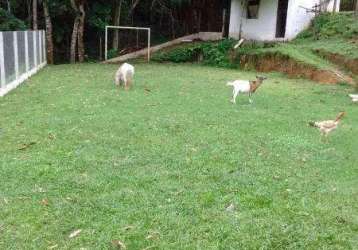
126 79 131 90
115 73 121 87
230 89 236 103
128 76 133 89
231 90 239 104
123 76 129 90
249 92 253 104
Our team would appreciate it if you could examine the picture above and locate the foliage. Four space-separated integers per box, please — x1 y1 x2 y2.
0 7 27 31
87 2 113 32
0 63 357 248
233 41 274 56
152 40 278 68
107 48 119 59
152 39 237 67
297 12 358 40
1 0 227 62
200 39 236 67
152 44 201 62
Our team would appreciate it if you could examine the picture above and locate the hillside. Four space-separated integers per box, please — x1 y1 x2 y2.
152 12 358 84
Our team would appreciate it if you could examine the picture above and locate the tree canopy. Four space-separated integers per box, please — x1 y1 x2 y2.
0 0 228 63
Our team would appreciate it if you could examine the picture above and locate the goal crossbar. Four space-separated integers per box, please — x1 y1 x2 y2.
105 26 151 61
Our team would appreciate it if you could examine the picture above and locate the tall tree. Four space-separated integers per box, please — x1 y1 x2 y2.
333 0 338 13
33 0 38 29
70 0 86 63
43 0 54 64
6 0 11 13
27 0 32 25
112 0 123 50
77 0 85 62
70 1 80 63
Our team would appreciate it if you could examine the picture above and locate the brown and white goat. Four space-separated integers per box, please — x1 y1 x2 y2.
227 76 267 104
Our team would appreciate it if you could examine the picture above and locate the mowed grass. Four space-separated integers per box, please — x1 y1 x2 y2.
0 63 358 249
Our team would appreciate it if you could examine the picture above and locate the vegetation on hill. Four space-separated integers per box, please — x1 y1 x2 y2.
152 40 237 67
297 12 358 40
152 12 358 82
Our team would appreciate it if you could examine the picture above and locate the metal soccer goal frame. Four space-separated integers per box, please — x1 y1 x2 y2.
105 26 151 61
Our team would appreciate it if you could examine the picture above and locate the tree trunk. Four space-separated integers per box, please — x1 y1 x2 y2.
43 0 54 64
222 9 227 37
355 0 358 16
70 0 80 63
333 0 338 13
27 0 32 25
70 0 86 63
77 1 86 63
7 0 11 13
112 0 123 50
198 10 202 33
99 37 102 60
33 0 38 30
193 9 200 33
170 11 175 39
130 0 140 13
70 18 79 63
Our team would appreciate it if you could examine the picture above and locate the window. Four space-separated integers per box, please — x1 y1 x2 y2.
247 0 260 19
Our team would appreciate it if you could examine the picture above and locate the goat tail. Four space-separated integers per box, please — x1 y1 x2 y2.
309 121 317 127
226 81 234 86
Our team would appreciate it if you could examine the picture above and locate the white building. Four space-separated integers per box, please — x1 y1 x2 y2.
229 0 340 41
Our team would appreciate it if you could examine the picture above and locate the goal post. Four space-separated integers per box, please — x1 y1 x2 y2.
105 26 151 61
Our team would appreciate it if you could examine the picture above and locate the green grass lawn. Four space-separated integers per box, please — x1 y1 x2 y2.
1 63 358 249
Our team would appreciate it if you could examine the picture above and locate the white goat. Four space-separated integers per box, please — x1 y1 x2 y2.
115 63 135 90
227 76 267 104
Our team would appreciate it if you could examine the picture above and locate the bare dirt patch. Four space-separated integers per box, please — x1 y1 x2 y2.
237 52 353 84
314 49 358 75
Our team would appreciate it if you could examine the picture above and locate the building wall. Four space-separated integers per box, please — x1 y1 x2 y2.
285 0 318 40
285 0 340 39
229 0 340 41
229 0 279 41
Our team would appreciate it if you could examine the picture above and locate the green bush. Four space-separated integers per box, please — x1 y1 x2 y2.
152 39 237 67
107 48 119 59
152 45 200 63
151 39 278 68
0 8 27 31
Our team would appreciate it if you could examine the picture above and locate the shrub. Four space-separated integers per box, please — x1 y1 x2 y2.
152 39 237 67
107 49 119 59
152 45 201 63
0 8 27 31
